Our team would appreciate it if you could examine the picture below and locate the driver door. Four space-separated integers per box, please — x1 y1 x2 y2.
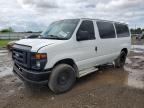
75 20 98 72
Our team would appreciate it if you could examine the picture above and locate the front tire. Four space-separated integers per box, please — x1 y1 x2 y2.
115 51 127 68
48 64 76 94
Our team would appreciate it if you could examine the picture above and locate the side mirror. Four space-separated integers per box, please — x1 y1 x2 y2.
77 30 89 41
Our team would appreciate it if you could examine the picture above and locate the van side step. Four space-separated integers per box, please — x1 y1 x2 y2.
79 67 98 77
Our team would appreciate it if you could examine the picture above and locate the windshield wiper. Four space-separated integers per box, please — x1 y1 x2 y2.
41 35 66 40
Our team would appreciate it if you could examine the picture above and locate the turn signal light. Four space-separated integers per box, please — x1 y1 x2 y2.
33 53 47 59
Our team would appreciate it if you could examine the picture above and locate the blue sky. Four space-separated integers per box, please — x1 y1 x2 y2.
0 0 144 32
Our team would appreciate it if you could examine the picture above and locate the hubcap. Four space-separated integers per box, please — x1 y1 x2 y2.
58 72 69 85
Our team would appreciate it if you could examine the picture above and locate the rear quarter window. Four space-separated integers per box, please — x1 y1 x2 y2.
115 23 130 38
97 21 116 39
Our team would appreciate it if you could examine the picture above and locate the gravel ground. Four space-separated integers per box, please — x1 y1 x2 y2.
0 44 144 108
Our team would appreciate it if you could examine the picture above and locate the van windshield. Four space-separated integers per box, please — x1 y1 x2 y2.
40 19 79 40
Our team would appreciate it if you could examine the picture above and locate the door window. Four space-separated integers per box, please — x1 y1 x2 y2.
76 20 95 41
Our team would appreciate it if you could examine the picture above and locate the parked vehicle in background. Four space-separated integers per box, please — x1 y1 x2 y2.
24 35 39 39
136 33 144 40
12 18 131 93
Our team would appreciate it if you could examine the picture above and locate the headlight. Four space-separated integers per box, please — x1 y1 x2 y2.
31 53 47 70
36 61 41 67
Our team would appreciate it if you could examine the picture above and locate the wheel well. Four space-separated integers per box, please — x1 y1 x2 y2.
54 59 79 77
121 48 128 55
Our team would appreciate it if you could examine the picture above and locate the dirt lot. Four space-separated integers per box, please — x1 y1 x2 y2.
0 41 144 108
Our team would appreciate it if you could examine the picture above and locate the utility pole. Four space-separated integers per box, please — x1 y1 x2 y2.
135 24 136 35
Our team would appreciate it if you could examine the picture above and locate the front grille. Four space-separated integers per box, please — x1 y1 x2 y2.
12 44 31 69
13 49 27 67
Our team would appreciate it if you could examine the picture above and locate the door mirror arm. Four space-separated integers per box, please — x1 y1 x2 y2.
77 30 89 41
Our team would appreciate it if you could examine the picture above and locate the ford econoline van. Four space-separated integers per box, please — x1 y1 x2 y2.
12 18 131 93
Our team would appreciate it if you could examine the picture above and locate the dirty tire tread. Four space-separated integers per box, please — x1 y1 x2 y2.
48 64 76 94
115 51 127 68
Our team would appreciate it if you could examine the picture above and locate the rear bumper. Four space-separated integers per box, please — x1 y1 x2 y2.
13 63 51 85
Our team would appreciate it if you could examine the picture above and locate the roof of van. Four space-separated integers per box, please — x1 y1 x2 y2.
79 18 128 25
60 18 128 25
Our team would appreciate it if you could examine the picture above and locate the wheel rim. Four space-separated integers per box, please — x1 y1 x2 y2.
58 72 70 85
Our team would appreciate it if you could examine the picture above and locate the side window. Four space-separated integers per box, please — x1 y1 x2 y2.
76 20 95 41
115 23 130 38
97 21 116 39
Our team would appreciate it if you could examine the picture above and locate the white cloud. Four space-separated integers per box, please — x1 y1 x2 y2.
0 0 144 31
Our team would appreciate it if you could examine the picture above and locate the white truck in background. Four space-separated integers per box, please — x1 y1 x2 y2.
12 18 131 93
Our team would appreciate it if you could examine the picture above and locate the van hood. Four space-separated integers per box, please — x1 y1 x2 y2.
15 39 63 52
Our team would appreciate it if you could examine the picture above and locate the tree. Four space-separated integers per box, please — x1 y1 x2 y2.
136 28 142 34
0 27 14 33
130 29 135 34
130 28 143 34
26 31 33 33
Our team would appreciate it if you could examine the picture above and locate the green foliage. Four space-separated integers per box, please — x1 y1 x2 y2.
0 40 12 47
130 28 143 34
0 27 14 33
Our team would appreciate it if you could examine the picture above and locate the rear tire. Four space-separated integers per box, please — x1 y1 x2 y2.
115 51 127 68
48 64 76 94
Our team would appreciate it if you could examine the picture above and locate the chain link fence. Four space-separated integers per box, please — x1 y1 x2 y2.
0 33 40 40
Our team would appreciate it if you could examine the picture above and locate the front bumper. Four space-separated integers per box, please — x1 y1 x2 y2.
13 63 51 85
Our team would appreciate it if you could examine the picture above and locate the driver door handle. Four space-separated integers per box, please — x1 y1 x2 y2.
95 46 97 52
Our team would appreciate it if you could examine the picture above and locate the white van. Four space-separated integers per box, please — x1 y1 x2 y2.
12 18 131 93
